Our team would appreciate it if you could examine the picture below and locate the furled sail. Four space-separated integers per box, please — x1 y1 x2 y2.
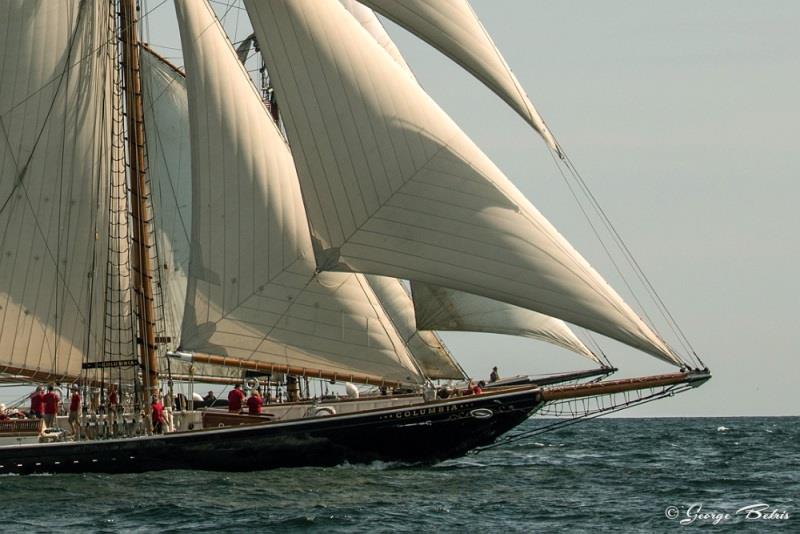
246 0 681 366
356 0 557 152
411 281 599 364
366 276 464 380
0 0 114 380
174 0 423 385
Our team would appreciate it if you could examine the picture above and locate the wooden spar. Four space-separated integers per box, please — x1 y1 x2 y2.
0 365 77 385
168 374 242 386
0 367 125 389
180 352 406 389
120 0 159 396
540 370 711 402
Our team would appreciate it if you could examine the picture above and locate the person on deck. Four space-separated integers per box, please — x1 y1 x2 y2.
473 381 484 395
163 389 175 433
107 384 119 433
246 390 263 415
203 390 217 407
42 385 60 428
228 384 245 413
489 366 500 383
29 385 44 419
151 394 164 434
68 385 81 437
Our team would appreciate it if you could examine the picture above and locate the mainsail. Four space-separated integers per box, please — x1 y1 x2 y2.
357 0 558 152
173 0 423 385
0 0 115 380
246 0 681 366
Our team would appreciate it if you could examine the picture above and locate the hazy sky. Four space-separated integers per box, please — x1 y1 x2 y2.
4 1 796 417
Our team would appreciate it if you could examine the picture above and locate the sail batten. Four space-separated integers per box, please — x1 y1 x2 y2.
173 0 424 385
246 0 681 366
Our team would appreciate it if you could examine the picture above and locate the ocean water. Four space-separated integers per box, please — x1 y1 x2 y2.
0 417 795 533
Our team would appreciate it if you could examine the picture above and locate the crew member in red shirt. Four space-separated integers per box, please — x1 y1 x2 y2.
246 390 263 415
108 384 119 434
42 385 60 428
29 385 45 419
151 394 165 434
227 384 246 413
68 385 81 437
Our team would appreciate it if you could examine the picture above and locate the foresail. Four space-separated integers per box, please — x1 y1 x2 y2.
411 282 600 365
357 0 558 151
0 0 114 380
174 0 423 385
366 276 464 380
246 0 681 366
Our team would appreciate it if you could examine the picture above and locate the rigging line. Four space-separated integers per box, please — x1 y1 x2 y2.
357 275 428 383
0 0 169 122
474 384 689 453
585 331 614 368
561 152 702 367
546 149 681 361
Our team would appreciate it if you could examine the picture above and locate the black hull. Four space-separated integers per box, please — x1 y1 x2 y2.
0 387 541 475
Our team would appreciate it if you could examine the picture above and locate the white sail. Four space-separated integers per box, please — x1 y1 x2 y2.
366 276 464 380
411 282 599 364
140 48 241 382
174 0 423 385
246 0 681 366
0 0 114 379
339 0 412 76
140 49 191 344
357 0 557 151
340 0 594 363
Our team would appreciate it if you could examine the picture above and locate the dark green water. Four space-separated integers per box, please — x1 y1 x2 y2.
0 417 796 532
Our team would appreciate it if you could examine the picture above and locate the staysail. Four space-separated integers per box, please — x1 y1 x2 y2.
411 282 599 364
357 0 557 151
365 275 464 380
246 0 681 366
174 0 423 385
0 0 115 380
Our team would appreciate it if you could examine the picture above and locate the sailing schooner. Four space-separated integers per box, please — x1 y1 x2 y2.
0 0 709 475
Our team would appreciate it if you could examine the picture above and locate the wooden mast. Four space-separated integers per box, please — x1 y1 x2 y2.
120 0 159 399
